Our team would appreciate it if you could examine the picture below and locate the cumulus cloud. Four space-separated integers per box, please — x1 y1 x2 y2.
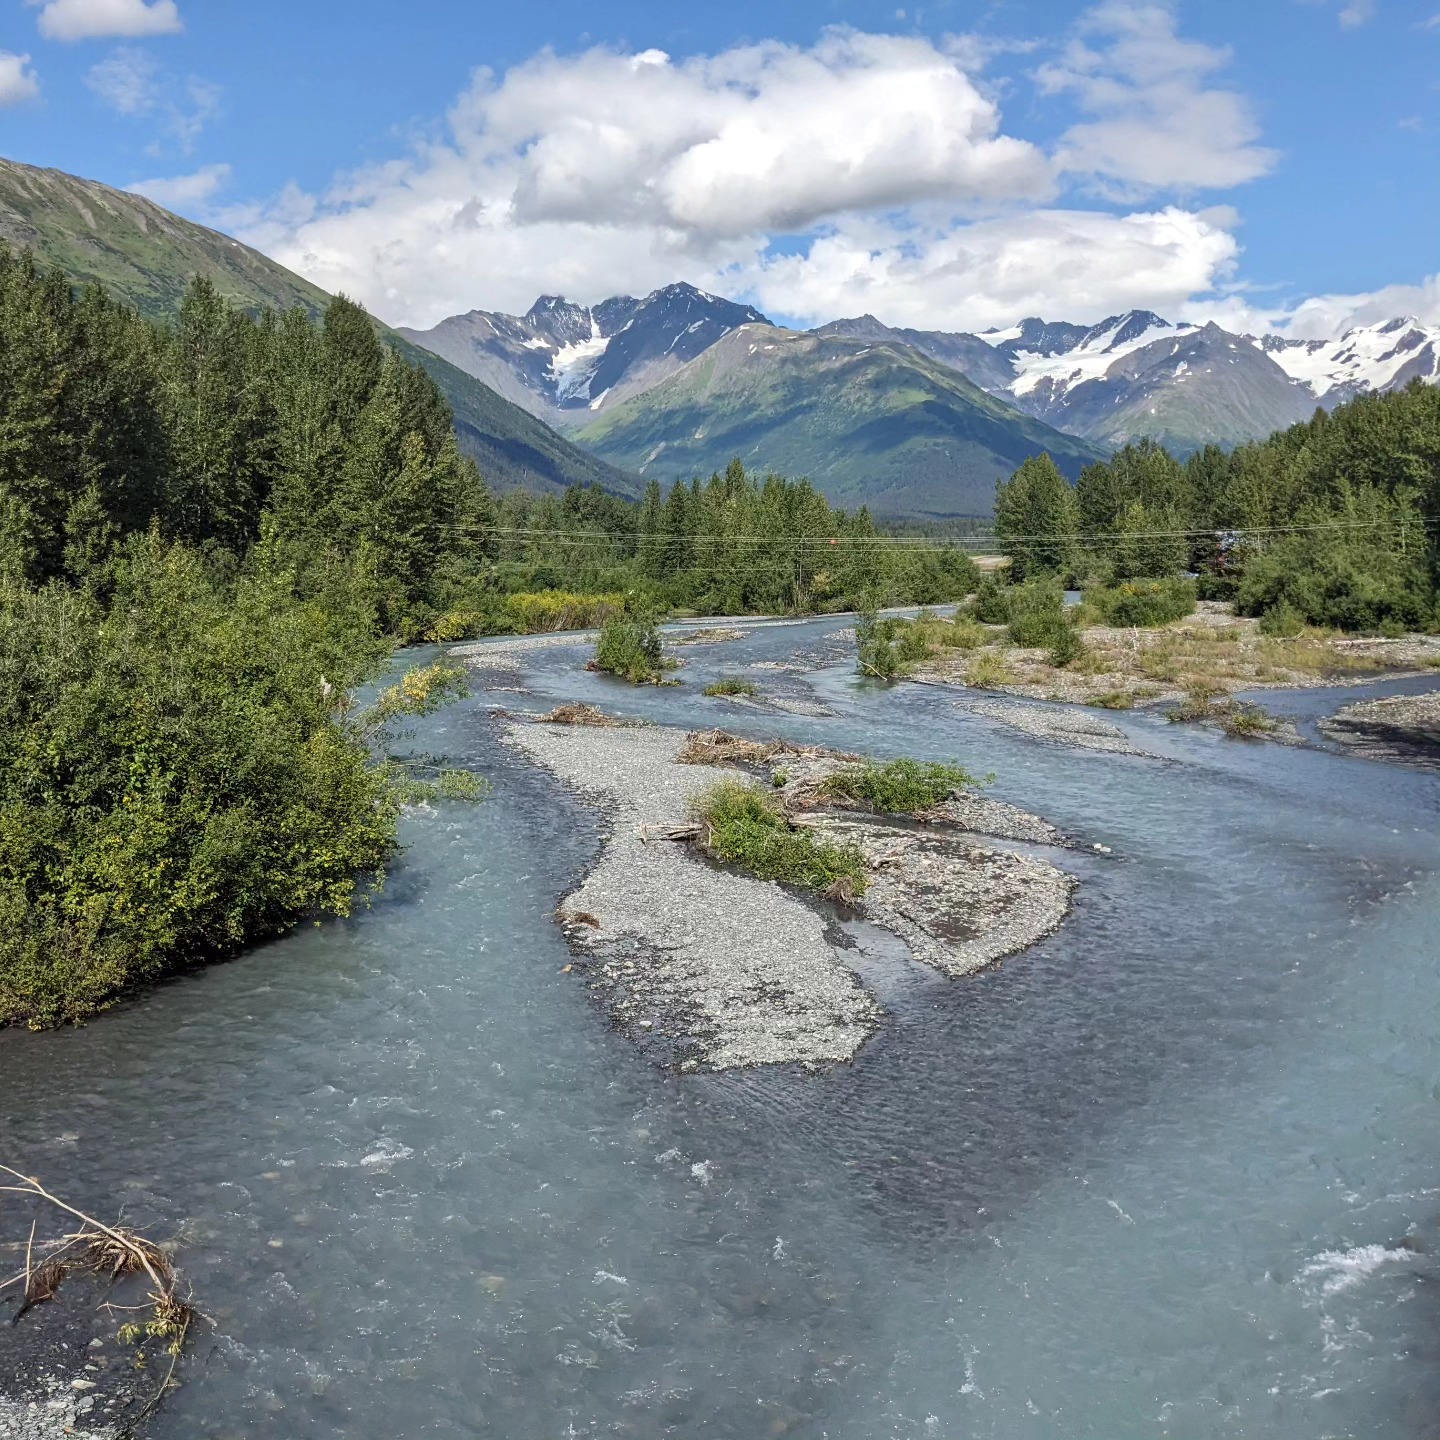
238 20 1268 332
1040 2 1277 192
1272 275 1440 338
739 207 1241 330
0 52 40 106
30 0 181 41
127 161 231 210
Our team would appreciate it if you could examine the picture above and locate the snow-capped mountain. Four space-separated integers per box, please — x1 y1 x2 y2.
821 308 1440 453
400 279 1440 464
1261 317 1440 405
397 283 768 426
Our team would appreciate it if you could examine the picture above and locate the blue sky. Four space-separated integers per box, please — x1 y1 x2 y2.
1 0 1437 336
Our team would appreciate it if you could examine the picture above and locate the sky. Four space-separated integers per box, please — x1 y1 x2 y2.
0 0 1437 338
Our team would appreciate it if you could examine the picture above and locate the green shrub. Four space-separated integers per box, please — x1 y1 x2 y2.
944 617 987 649
1220 703 1279 737
505 590 625 634
703 677 758 697
594 604 665 683
966 650 1015 688
0 536 477 1029
1233 497 1438 633
1086 578 1196 628
856 609 900 679
1090 691 1134 710
1006 579 1068 648
1258 599 1306 637
972 576 1012 624
691 780 867 895
822 757 983 813
1047 625 1085 668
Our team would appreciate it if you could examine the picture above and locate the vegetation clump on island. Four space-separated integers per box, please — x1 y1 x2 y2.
703 677 759 697
820 758 983 813
690 780 869 897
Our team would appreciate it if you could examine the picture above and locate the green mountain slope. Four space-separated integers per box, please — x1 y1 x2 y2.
0 156 637 497
574 325 1105 515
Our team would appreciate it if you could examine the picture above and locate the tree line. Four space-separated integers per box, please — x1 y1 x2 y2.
994 379 1440 631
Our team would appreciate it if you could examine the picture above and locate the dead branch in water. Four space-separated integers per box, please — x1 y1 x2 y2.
1 1165 196 1416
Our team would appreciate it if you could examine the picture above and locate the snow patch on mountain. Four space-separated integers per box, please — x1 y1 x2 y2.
1008 314 1199 399
1262 317 1440 400
550 322 610 402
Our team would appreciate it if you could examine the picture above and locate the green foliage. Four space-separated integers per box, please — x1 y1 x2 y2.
594 602 665 683
1233 486 1437 632
994 453 1079 579
1047 625 1085 668
0 534 442 1028
1090 691 1135 710
995 381 1440 636
1005 579 1069 648
855 607 901 679
821 758 983 813
972 576 1013 624
691 780 868 895
703 677 758 697
504 590 624 634
1085 578 1197 628
1221 703 1279 737
1258 599 1306 637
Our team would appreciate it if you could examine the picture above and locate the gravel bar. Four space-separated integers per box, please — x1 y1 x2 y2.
960 699 1161 757
1319 689 1440 769
502 723 880 1070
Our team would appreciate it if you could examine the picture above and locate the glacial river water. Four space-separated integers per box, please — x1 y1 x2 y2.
4 614 1440 1439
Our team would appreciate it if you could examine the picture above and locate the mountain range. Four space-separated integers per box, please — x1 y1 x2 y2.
0 157 633 498
407 284 1440 505
4 155 1437 516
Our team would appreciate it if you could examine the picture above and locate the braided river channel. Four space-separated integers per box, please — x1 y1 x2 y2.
4 613 1440 1439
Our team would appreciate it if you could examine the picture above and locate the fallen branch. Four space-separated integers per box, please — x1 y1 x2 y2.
1 1165 196 1416
639 822 702 843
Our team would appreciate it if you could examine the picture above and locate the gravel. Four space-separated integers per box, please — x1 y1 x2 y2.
809 817 1076 977
502 723 880 1070
960 699 1161 757
927 793 1069 846
0 1382 122 1440
504 718 1079 1069
1319 689 1440 768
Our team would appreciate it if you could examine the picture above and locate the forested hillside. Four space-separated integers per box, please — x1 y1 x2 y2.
0 251 493 1027
995 381 1440 631
0 157 636 498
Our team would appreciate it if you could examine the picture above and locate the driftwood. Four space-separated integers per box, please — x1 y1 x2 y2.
639 822 703 844
0 1166 195 1420
539 702 620 726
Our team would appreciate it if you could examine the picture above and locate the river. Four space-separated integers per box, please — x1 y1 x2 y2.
3 613 1440 1439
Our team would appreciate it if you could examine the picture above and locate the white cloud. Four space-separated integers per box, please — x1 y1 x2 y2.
738 206 1241 331
240 24 1267 332
127 162 231 210
85 48 220 153
1040 2 1277 192
85 46 158 114
0 51 40 105
30 0 182 41
1339 0 1377 27
1273 275 1440 339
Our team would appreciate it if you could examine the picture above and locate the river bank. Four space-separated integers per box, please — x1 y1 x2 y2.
908 601 1440 707
1318 688 1440 768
